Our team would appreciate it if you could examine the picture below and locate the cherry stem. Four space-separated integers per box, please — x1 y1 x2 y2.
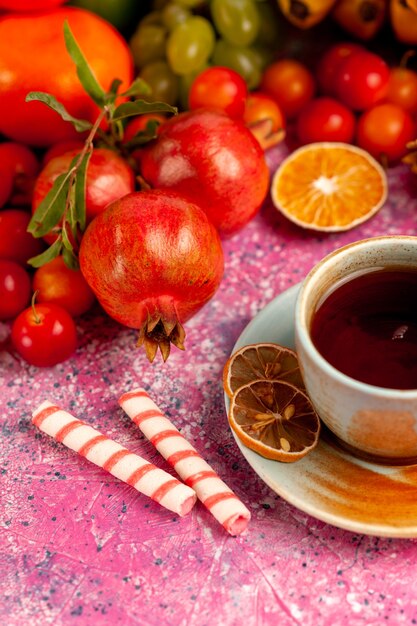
31 290 41 324
400 50 416 69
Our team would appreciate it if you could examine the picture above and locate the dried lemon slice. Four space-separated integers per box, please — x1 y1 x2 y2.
228 379 320 462
223 342 304 398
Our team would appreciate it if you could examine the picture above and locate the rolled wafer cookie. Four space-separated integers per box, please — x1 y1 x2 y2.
119 388 251 535
32 401 197 517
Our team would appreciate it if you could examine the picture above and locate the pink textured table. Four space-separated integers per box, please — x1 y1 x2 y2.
2 143 417 626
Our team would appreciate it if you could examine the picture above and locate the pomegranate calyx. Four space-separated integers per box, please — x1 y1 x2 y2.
137 316 186 363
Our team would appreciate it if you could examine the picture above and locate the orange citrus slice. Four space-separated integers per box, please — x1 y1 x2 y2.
223 342 304 398
228 379 320 462
271 142 387 232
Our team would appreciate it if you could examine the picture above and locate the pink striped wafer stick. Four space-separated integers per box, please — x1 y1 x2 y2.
32 401 197 517
119 388 251 535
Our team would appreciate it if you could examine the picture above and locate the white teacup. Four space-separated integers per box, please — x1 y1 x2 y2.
295 235 417 464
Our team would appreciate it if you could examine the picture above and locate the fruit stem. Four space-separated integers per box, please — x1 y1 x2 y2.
400 50 416 69
61 106 108 243
65 106 107 194
31 290 41 325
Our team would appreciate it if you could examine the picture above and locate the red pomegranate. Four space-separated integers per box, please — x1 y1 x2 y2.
138 109 270 237
32 147 135 243
79 189 224 362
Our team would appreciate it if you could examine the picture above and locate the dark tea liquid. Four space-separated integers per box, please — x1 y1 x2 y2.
310 268 417 389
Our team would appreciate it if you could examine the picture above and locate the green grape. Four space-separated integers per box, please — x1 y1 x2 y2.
130 23 167 69
161 3 191 30
255 1 283 48
140 10 163 26
178 62 210 110
211 39 262 90
211 0 260 47
167 17 215 75
139 60 179 106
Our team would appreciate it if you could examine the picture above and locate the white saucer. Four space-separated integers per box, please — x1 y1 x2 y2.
226 284 417 538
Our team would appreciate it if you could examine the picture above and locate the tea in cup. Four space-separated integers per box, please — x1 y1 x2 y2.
295 236 417 464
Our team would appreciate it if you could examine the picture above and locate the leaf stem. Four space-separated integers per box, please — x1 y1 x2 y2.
61 106 108 239
74 106 107 168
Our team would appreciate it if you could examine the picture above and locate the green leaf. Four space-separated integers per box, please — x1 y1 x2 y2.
63 20 106 107
72 150 91 232
61 222 74 252
112 100 177 121
27 238 63 268
28 172 70 238
119 78 152 99
62 246 79 270
123 120 162 148
25 92 93 132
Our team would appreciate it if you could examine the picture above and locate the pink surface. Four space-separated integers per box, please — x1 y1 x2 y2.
1 143 417 625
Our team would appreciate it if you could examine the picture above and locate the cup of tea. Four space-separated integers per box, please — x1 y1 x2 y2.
294 235 417 464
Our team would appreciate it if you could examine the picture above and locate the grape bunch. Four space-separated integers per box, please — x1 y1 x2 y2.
129 0 282 109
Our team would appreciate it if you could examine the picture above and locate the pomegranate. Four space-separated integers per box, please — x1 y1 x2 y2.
138 109 270 237
32 147 135 243
79 190 224 362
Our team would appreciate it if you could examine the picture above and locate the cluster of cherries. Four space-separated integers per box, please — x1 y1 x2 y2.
0 141 97 367
261 43 417 164
190 43 417 165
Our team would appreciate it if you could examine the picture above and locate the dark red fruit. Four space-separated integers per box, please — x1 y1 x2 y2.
0 209 44 265
32 147 135 243
138 109 270 237
316 42 364 96
0 142 40 206
296 97 356 144
79 189 224 362
0 259 31 320
11 302 77 367
335 50 389 111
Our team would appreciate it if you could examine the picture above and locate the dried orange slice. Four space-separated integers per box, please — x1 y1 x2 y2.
271 142 387 232
223 342 304 398
229 380 320 462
